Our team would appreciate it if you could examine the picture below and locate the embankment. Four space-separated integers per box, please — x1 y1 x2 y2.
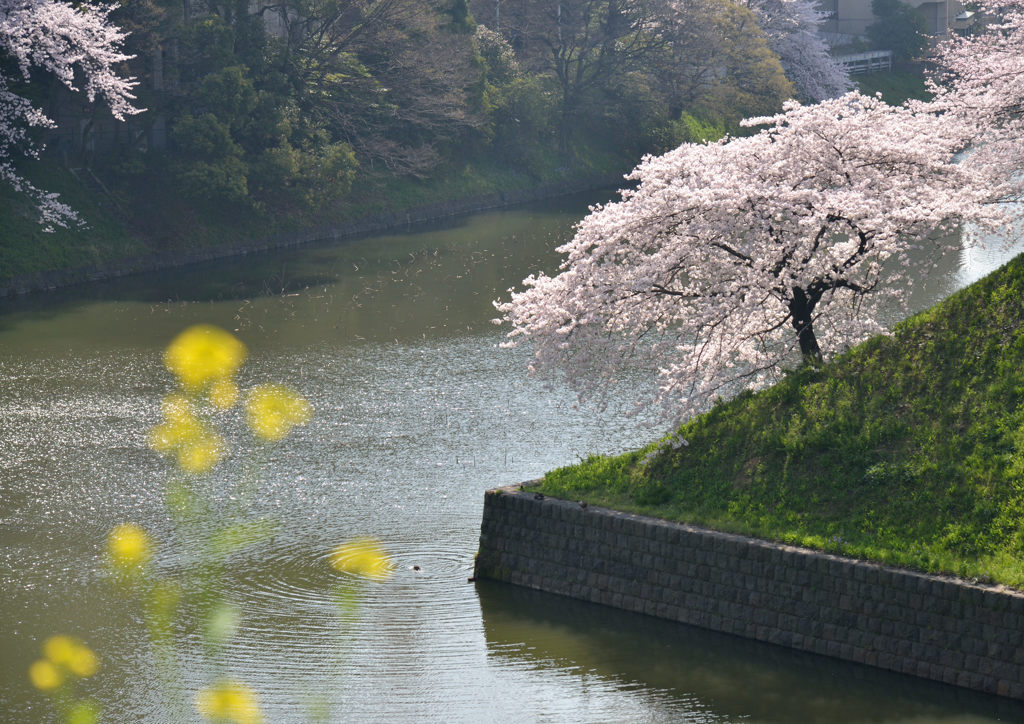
475 484 1024 701
0 175 618 298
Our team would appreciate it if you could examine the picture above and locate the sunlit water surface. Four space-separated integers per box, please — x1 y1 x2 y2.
2 194 1024 723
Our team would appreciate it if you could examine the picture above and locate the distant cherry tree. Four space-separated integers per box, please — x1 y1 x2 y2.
1 0 139 229
928 0 1024 177
496 93 1009 421
745 0 852 102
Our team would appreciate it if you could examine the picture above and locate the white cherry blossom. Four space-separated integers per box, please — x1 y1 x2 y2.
745 0 852 102
927 0 1024 184
1 0 139 229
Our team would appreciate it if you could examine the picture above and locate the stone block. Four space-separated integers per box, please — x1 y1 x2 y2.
877 652 897 671
994 661 1019 683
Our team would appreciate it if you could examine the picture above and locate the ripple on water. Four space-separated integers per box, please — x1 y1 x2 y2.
223 533 477 622
144 531 490 722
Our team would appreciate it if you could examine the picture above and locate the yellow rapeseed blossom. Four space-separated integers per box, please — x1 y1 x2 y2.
29 659 63 690
66 645 99 678
147 414 202 454
107 523 152 571
175 432 225 474
43 635 77 666
148 396 225 474
30 636 99 690
245 384 312 441
196 679 264 724
208 378 240 410
329 537 392 581
164 325 247 392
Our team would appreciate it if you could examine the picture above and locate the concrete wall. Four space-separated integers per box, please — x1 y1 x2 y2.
475 485 1024 701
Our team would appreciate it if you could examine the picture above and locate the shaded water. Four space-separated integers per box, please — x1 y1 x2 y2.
2 193 1024 723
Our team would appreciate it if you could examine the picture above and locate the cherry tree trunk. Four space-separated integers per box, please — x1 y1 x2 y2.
789 287 823 363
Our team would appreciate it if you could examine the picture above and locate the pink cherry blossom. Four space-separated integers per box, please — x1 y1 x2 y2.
926 0 1024 186
497 92 1015 422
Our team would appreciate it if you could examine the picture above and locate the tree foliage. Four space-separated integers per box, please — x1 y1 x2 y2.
744 0 852 102
488 0 655 153
3 0 842 226
483 0 803 152
288 0 486 177
865 0 928 62
647 0 793 124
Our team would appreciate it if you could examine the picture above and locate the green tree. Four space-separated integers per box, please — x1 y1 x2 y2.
490 0 660 156
169 113 250 202
291 0 486 177
866 0 929 62
648 0 793 126
474 25 558 168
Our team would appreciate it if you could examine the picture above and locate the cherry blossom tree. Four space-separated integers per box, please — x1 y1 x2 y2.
745 0 852 102
927 0 1024 175
496 93 1011 422
1 0 139 229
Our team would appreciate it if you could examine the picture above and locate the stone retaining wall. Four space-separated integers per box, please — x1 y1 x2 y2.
474 484 1024 700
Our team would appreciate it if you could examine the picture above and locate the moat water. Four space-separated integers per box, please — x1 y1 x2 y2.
2 192 1023 722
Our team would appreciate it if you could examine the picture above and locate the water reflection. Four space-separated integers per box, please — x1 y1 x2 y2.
479 581 1024 723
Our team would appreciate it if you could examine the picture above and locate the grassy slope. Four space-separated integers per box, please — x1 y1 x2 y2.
854 68 930 104
538 254 1024 588
0 162 147 279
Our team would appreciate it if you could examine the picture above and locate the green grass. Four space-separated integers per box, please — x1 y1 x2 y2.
854 68 931 105
0 161 147 279
537 254 1024 589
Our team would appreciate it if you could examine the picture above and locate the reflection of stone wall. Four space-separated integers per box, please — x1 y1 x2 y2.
475 485 1024 701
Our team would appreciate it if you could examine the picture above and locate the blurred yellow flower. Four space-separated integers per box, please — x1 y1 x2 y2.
208 378 240 410
107 523 152 570
29 659 63 690
196 679 264 724
165 325 247 392
29 636 99 691
245 384 312 441
43 635 77 666
175 432 225 474
148 397 224 474
147 416 198 454
66 645 99 678
329 537 392 581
